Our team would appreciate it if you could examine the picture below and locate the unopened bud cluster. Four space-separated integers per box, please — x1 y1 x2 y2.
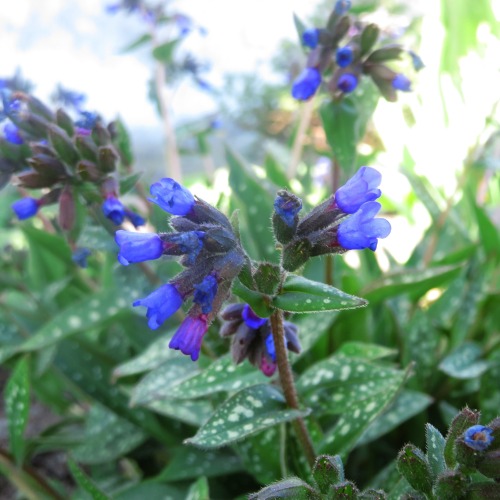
292 0 421 102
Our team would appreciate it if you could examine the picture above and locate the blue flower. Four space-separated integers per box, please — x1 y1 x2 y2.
265 334 276 362
463 425 494 451
337 73 358 93
148 178 195 215
102 196 125 225
53 85 86 111
302 28 320 49
12 197 39 220
242 304 267 329
75 111 99 134
4 122 23 145
292 68 322 101
193 275 218 314
133 283 183 330
335 166 382 214
115 230 163 266
334 0 351 15
336 46 354 68
169 315 208 361
337 201 391 251
124 209 146 228
392 74 412 91
163 231 205 265
72 248 92 268
274 192 303 227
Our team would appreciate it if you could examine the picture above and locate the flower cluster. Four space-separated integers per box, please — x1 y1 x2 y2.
116 178 247 361
292 0 419 102
1 90 143 230
220 303 301 377
274 166 391 271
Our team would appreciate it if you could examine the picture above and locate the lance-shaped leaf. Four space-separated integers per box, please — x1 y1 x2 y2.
5 357 30 465
425 423 446 479
396 445 433 496
249 477 320 500
186 476 209 500
185 384 310 449
152 39 181 62
273 274 367 313
439 342 490 379
168 356 268 400
68 458 111 500
313 455 344 494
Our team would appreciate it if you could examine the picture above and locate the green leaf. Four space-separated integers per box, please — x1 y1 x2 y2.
313 455 344 494
319 79 379 174
185 384 310 449
480 349 500 422
249 477 319 500
130 358 197 406
68 457 111 500
337 341 397 361
145 398 212 427
186 476 209 500
168 356 268 399
362 265 462 303
120 33 152 53
297 356 406 456
5 357 30 464
274 274 367 313
425 423 446 479
119 172 142 195
232 279 272 318
72 405 146 464
264 152 291 190
226 146 278 262
439 342 489 379
360 23 379 55
112 334 176 379
152 39 181 62
292 312 336 361
18 289 129 353
396 445 433 496
156 447 242 482
356 390 432 446
293 13 307 44
234 427 282 484
77 225 117 252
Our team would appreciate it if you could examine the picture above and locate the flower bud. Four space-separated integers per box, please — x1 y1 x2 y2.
58 185 75 231
11 197 39 220
336 46 354 68
272 190 302 244
292 68 322 101
396 444 433 496
302 28 320 49
336 73 358 93
313 454 344 494
48 124 80 166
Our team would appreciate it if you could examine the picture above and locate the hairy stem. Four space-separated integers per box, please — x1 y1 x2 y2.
270 309 316 467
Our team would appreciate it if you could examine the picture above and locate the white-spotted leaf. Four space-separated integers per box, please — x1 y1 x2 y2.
185 384 310 449
439 342 490 379
274 274 367 313
168 356 268 400
425 423 446 479
337 341 397 361
68 457 111 500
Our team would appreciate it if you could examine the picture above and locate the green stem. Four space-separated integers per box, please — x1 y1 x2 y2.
270 309 316 468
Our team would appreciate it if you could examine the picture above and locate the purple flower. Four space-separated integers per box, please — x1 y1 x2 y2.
337 201 391 251
336 46 354 68
337 73 358 93
334 0 351 15
463 425 494 451
115 230 163 266
12 197 39 220
274 192 303 227
335 166 382 214
102 196 125 225
72 248 91 268
193 275 218 314
133 283 183 330
148 178 195 215
302 28 320 49
4 122 23 145
392 74 412 91
292 68 322 101
242 304 267 329
169 315 208 361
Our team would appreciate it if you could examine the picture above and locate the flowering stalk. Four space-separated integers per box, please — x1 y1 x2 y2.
288 98 315 180
270 309 316 467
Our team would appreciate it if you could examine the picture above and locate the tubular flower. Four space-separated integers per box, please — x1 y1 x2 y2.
102 196 125 225
292 68 322 101
463 425 494 452
336 46 354 68
337 73 358 93
115 230 163 266
133 283 183 330
117 178 247 360
334 166 382 214
4 122 24 144
302 28 320 49
392 73 412 91
12 197 39 220
220 304 301 377
337 201 391 251
148 177 195 215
